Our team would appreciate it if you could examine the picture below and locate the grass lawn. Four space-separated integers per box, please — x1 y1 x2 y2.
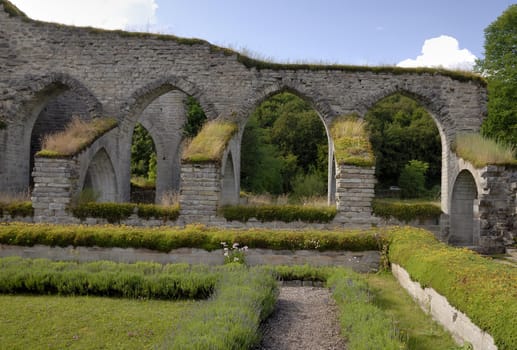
366 272 460 350
0 295 199 350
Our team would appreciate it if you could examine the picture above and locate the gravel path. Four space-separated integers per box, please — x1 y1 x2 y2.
255 286 346 350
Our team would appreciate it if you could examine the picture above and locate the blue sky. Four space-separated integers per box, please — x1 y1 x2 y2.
9 0 515 68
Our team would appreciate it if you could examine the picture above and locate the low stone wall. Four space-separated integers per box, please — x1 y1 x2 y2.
0 244 380 273
391 264 497 350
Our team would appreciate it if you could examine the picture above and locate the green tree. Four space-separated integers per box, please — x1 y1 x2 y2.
398 160 429 199
183 96 207 138
131 123 155 179
475 4 517 147
366 94 441 189
240 92 328 195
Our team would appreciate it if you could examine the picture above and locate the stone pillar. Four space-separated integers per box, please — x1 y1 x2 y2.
31 157 79 223
335 165 376 227
179 162 221 223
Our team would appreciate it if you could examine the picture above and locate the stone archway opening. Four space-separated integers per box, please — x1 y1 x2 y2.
130 123 157 203
30 90 91 188
365 93 442 201
450 170 479 246
240 91 330 206
126 87 207 204
83 148 117 203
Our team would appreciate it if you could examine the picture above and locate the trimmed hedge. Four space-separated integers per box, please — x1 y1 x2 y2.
388 227 517 350
0 223 384 252
372 199 442 223
70 202 180 223
0 201 33 218
221 204 337 223
0 257 216 299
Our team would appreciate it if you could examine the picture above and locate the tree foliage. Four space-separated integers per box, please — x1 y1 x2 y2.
475 4 517 147
365 94 441 189
241 92 328 196
398 160 429 199
131 123 155 179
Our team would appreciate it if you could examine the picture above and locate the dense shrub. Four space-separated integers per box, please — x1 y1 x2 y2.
388 227 517 350
221 204 337 223
372 199 442 223
0 223 383 252
70 202 180 223
398 160 429 198
0 201 34 217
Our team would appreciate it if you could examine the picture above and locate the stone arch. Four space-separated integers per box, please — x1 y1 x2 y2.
121 76 217 124
363 89 450 210
83 148 118 203
118 77 215 202
6 73 101 192
449 169 479 246
236 84 335 203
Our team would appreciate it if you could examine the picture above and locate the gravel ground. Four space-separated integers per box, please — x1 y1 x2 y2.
255 286 346 350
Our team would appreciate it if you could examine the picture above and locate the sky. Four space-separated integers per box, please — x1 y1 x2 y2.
8 0 516 70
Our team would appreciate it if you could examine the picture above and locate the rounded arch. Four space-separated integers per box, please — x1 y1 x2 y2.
5 73 102 191
362 89 450 211
238 86 334 203
449 169 479 246
118 78 214 202
237 82 335 130
83 148 118 203
120 76 217 125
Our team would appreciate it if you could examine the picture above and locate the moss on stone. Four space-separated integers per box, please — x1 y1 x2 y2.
182 121 238 163
0 0 28 18
330 115 375 167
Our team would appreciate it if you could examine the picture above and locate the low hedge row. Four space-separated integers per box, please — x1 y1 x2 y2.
327 269 406 349
70 202 180 223
163 265 277 349
388 227 517 350
0 223 383 252
0 257 216 299
372 199 442 223
0 201 33 218
221 204 337 223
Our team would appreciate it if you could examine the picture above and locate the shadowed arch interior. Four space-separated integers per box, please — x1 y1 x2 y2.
450 170 479 245
83 148 118 203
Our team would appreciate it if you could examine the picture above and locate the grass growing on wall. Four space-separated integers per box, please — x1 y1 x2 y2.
453 133 516 167
36 117 117 157
182 120 238 163
388 227 517 350
330 115 375 167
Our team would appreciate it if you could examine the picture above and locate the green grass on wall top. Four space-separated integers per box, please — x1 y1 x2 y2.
330 115 375 167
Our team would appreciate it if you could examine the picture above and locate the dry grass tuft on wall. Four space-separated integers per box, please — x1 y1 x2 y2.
453 133 516 167
37 117 117 157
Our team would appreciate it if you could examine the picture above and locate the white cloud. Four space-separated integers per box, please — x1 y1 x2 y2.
10 0 158 30
397 35 477 70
